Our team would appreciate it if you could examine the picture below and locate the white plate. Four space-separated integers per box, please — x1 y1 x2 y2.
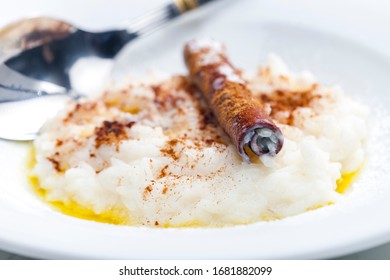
1 0 390 259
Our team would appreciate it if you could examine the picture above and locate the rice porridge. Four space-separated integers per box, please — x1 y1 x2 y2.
30 55 368 227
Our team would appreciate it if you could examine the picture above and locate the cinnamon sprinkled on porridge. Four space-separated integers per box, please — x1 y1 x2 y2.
31 54 368 227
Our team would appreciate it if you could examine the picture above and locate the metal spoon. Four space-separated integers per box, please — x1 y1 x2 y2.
0 0 216 141
1 0 216 89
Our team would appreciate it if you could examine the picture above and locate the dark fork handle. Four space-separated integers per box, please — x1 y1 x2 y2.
125 0 218 36
170 0 217 15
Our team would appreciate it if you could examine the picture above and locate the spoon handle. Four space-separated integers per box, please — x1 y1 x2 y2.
125 0 218 36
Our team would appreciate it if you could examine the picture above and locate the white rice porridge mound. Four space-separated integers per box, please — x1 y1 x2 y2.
32 55 368 227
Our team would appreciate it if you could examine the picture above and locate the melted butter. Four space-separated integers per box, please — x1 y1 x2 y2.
27 146 362 226
104 98 141 114
336 167 362 194
29 176 128 225
306 167 363 212
162 220 204 228
244 145 261 163
306 201 334 211
244 144 361 195
27 147 128 225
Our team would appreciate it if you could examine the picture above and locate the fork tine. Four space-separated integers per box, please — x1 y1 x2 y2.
0 64 68 102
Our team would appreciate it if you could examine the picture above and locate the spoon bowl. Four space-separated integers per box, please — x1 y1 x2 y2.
1 16 136 89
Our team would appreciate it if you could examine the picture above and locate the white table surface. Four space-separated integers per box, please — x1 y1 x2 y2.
0 0 389 260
